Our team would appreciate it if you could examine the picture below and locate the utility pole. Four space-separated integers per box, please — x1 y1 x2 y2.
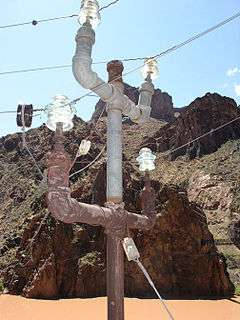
47 2 159 319
106 60 125 320
47 111 156 320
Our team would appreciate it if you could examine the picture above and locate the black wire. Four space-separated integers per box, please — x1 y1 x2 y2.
1 10 239 79
0 64 71 76
0 0 120 30
0 14 78 29
0 110 17 114
0 108 43 115
99 0 120 11
0 58 148 76
67 9 240 107
152 11 240 60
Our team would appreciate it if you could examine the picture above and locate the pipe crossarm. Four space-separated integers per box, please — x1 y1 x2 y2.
127 210 156 230
72 22 154 123
47 188 109 225
47 148 110 226
47 148 156 231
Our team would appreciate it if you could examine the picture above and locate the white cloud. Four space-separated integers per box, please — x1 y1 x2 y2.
234 84 240 97
227 67 239 77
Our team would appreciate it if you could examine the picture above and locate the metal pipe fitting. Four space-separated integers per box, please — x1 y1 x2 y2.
72 22 153 124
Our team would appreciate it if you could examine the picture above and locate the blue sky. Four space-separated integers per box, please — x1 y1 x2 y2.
0 0 239 137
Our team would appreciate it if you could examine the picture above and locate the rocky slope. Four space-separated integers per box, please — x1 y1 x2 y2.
0 90 239 299
144 93 240 159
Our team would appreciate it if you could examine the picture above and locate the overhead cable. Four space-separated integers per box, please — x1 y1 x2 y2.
69 113 240 180
1 10 239 77
69 145 106 178
0 14 78 30
0 0 121 30
160 115 240 158
99 0 120 11
55 10 240 107
0 64 72 76
0 108 43 115
0 58 144 76
152 11 240 60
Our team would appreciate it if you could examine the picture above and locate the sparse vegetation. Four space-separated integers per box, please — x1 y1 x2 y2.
0 279 4 292
235 285 240 296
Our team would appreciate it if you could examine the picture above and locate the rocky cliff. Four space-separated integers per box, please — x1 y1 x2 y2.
144 93 240 159
0 90 239 299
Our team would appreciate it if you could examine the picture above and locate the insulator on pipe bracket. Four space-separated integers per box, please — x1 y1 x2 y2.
16 104 33 128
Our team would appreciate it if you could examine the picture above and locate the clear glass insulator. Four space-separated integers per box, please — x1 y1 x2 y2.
136 147 156 172
45 95 76 132
141 58 159 81
79 0 101 29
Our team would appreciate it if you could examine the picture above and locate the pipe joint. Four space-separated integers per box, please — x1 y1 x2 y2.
106 87 125 111
75 23 96 46
139 81 155 96
72 59 99 89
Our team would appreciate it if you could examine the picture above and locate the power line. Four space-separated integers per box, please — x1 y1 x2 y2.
0 11 239 133
57 10 240 107
1 10 239 77
0 58 145 77
0 0 121 30
152 11 240 60
0 64 72 76
160 115 240 158
69 114 240 180
0 110 18 114
99 0 120 11
69 145 106 179
0 14 78 30
0 108 43 115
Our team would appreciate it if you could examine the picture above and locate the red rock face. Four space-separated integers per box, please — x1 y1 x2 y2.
3 164 234 299
0 91 238 299
144 93 240 159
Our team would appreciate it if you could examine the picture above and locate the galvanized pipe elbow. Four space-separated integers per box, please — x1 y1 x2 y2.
72 22 155 124
72 22 113 100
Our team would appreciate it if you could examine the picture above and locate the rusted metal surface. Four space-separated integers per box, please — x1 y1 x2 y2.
140 171 156 218
47 144 155 230
47 127 155 230
107 235 124 320
107 60 124 83
47 61 157 320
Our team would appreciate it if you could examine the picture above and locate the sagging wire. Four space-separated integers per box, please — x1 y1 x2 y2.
0 107 44 115
69 103 107 174
69 145 106 179
0 65 72 76
0 0 121 30
0 58 149 76
0 14 78 30
20 105 44 179
158 115 240 159
99 0 120 11
60 9 240 109
25 211 50 261
1 10 240 78
69 107 240 183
